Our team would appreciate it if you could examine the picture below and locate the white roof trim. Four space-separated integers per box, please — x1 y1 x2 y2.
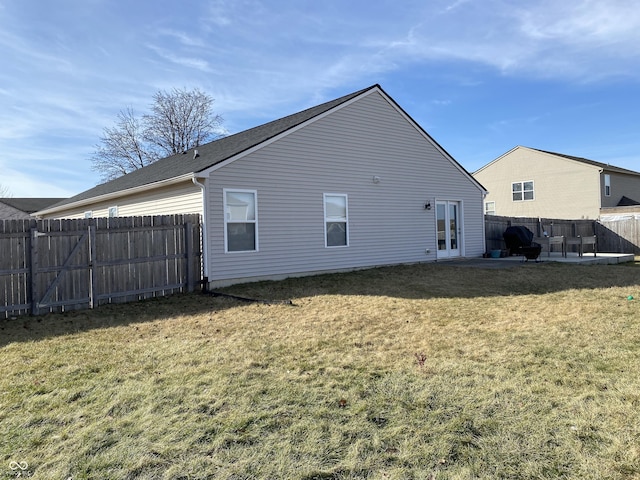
199 86 486 194
374 89 487 194
197 87 380 177
473 145 521 175
34 173 196 216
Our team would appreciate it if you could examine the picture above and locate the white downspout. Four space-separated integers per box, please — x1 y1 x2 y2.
192 176 209 281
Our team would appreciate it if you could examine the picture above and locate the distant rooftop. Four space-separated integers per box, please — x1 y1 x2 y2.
533 148 640 176
0 197 67 213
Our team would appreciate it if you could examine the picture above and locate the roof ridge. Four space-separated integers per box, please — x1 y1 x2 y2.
44 85 380 212
531 147 640 176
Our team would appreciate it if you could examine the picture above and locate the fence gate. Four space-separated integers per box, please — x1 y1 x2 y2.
30 226 94 315
1 215 202 318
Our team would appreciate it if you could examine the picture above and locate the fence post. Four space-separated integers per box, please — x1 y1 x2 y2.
185 222 194 292
29 228 39 316
88 224 97 309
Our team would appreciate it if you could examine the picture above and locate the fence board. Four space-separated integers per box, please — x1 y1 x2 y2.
1 214 201 318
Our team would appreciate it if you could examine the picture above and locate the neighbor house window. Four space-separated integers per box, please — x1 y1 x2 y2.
604 174 611 197
512 181 534 201
485 201 496 215
324 194 348 247
108 206 118 217
84 211 93 219
224 189 257 252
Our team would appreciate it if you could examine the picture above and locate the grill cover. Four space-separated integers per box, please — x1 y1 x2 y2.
503 226 541 260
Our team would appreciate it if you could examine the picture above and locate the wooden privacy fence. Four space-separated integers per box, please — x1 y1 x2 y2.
1 215 201 318
485 215 640 254
597 215 640 255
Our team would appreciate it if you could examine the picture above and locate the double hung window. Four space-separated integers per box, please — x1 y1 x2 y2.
224 189 257 252
324 194 348 247
484 201 496 215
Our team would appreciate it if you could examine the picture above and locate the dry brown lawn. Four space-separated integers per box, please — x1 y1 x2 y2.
1 260 639 479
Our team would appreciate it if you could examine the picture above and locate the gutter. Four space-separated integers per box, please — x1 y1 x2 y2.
34 173 196 217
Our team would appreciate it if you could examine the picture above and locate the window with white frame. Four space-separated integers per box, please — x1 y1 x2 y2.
224 189 257 252
108 206 118 217
512 181 534 201
84 211 93 219
485 201 496 215
604 174 611 197
324 194 348 247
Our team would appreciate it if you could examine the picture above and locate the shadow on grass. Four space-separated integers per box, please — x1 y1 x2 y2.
0 291 245 348
223 260 640 303
2 260 639 347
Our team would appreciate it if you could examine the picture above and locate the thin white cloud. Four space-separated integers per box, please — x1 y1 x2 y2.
0 29 75 74
145 43 212 72
205 0 235 27
157 29 206 48
412 0 640 80
444 0 473 12
2 0 640 196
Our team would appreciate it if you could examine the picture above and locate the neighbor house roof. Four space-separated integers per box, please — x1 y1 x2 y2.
617 195 640 206
0 198 66 213
474 146 640 177
532 148 640 176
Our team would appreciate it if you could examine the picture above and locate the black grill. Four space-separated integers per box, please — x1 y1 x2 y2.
503 226 542 261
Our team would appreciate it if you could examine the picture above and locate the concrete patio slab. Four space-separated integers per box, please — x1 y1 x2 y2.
439 252 635 269
479 252 635 266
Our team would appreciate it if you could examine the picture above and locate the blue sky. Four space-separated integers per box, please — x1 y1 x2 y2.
1 0 640 197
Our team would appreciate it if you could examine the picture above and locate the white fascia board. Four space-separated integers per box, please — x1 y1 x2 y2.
533 149 604 173
35 173 196 216
473 145 521 175
196 88 380 177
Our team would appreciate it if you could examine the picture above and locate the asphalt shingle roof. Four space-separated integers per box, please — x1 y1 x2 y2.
48 85 377 210
0 198 66 213
533 148 640 176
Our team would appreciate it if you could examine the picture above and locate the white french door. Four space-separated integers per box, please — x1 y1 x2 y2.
436 200 461 258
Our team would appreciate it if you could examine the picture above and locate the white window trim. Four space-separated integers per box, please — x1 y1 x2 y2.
108 206 118 217
223 188 258 253
323 193 349 248
485 201 496 215
512 180 535 202
604 174 611 197
84 211 93 219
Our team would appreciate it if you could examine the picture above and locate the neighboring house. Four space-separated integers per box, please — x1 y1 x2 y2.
36 84 487 287
474 146 640 220
0 198 66 220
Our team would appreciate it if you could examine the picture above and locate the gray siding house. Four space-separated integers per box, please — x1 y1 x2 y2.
37 85 487 287
474 146 640 220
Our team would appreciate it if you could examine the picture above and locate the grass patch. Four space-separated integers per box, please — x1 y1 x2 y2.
1 261 640 479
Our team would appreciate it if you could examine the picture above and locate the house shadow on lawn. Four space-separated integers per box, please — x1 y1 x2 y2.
0 292 246 348
220 259 640 304
2 259 639 346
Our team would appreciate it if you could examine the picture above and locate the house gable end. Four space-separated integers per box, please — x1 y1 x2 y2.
198 85 486 195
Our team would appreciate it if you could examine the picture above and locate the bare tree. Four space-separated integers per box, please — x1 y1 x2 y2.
90 88 223 183
91 108 157 182
0 183 12 198
144 87 223 156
